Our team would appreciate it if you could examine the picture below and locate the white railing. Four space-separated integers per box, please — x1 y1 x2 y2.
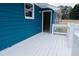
67 23 79 56
53 23 79 55
52 24 67 35
67 23 79 47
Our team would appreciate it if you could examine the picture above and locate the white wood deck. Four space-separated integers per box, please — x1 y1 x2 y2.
0 32 71 56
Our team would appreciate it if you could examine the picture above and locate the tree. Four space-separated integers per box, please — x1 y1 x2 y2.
70 4 79 19
59 5 72 19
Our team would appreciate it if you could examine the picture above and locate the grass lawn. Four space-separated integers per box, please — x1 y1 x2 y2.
54 24 67 33
54 26 67 33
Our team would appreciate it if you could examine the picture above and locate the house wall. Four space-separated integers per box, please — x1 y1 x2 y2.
40 8 55 24
53 12 57 24
0 3 42 51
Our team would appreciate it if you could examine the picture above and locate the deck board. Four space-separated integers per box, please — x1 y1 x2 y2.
0 32 71 56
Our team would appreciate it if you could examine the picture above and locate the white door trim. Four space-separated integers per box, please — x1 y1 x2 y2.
42 10 52 33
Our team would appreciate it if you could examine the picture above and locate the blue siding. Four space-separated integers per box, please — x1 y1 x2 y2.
52 10 55 24
0 3 42 51
52 12 57 24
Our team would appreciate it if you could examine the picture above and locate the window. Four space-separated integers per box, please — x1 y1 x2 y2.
24 3 35 19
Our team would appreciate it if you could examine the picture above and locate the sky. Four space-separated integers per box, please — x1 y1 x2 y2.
50 3 77 7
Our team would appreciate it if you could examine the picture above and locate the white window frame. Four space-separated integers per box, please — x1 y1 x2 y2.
24 3 35 19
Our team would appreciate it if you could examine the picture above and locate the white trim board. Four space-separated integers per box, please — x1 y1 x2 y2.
42 10 52 33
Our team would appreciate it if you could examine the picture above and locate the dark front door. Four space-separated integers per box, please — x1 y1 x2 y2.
43 11 51 33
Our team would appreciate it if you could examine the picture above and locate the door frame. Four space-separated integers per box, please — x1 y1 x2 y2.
42 10 52 33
